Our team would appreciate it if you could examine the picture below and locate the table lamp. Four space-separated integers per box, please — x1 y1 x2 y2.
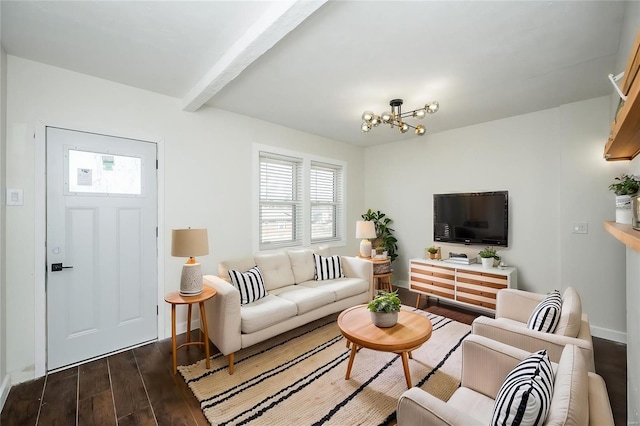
355 220 377 258
171 228 209 296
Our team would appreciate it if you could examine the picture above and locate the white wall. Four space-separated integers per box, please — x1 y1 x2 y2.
0 29 9 408
364 96 626 341
4 55 366 384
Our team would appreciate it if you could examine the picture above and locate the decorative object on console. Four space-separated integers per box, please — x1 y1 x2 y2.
478 246 500 269
608 174 640 224
367 290 401 328
355 220 377 258
361 99 439 136
171 228 209 296
426 246 438 259
361 209 399 262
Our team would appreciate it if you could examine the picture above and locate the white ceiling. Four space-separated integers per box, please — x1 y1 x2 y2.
0 1 627 146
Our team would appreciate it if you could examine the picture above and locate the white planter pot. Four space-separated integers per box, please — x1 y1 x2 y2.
371 311 398 328
616 195 633 225
481 257 494 269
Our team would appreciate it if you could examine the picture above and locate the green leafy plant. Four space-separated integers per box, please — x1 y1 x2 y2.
608 174 640 196
427 246 438 254
479 246 501 260
361 209 398 262
367 290 401 313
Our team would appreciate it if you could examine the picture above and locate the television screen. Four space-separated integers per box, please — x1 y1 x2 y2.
433 191 508 246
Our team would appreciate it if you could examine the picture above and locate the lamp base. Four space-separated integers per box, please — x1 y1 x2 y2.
359 239 372 258
180 263 203 296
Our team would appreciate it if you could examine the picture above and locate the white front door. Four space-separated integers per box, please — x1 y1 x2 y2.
46 127 158 370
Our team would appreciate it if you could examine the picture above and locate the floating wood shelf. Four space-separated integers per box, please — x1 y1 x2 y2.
604 221 640 253
604 30 640 161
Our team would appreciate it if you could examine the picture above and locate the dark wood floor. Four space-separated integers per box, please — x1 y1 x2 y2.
1 287 627 425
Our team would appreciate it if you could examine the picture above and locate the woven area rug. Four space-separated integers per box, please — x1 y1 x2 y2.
179 307 471 426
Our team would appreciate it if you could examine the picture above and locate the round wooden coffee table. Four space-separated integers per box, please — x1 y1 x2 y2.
337 304 432 388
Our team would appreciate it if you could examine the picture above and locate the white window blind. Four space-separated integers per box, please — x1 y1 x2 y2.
259 152 303 249
310 161 343 243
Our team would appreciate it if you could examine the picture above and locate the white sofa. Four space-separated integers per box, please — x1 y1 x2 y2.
203 249 373 373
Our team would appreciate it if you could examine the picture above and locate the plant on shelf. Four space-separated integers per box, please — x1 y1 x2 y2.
479 246 500 269
426 246 438 259
478 246 501 260
608 174 640 195
361 209 398 262
367 290 401 313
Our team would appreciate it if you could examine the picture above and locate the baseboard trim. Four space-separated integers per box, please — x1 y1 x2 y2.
590 325 626 344
0 374 10 414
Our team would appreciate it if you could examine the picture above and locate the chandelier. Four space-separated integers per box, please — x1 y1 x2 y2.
361 99 439 136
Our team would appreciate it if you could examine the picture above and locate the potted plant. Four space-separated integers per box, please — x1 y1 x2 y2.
478 247 500 269
609 174 640 224
361 209 398 262
367 290 401 327
426 246 438 259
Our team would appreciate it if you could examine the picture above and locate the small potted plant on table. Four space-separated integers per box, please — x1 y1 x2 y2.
426 246 438 259
367 290 401 328
478 247 500 269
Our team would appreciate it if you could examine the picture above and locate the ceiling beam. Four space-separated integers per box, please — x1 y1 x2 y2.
181 0 326 112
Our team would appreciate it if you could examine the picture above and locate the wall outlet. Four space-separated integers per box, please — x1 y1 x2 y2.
572 222 588 234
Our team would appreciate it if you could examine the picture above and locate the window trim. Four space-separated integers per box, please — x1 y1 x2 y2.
253 144 346 252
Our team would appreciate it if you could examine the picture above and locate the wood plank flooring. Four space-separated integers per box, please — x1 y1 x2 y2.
1 287 627 425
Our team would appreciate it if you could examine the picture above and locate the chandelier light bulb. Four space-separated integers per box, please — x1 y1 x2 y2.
362 111 375 122
413 109 426 119
415 124 426 135
371 115 381 126
381 111 392 123
400 122 409 133
426 101 439 114
361 122 372 132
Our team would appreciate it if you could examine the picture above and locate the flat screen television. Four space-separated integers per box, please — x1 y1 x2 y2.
433 191 509 247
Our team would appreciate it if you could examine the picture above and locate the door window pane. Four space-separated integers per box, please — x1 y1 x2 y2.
67 149 142 195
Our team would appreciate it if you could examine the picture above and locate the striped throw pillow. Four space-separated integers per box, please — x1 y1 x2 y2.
527 290 562 333
313 254 344 281
228 266 268 305
491 350 554 426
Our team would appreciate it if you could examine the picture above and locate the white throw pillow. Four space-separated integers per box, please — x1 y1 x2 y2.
228 266 268 305
527 290 562 333
313 254 344 281
491 350 554 426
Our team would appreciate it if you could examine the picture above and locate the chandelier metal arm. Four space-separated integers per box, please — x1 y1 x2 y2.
360 98 439 136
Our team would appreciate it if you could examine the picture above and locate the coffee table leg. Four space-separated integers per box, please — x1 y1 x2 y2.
345 342 358 380
401 352 412 388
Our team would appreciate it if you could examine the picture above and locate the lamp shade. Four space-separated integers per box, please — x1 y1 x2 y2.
355 221 376 239
171 228 209 257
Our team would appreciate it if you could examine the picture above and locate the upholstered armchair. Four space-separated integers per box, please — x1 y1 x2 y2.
471 287 595 372
396 335 613 426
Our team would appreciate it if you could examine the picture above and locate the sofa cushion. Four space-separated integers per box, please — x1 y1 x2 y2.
240 294 298 334
254 252 295 291
491 349 554 426
313 253 344 280
448 387 495 423
555 287 582 338
527 290 562 333
229 266 268 305
299 277 368 301
287 249 316 283
546 344 589 425
219 257 256 283
270 285 336 315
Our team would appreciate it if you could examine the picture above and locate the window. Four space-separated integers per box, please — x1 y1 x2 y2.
66 149 143 196
257 147 345 250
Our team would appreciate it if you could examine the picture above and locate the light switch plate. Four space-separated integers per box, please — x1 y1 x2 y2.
6 189 23 206
572 222 588 234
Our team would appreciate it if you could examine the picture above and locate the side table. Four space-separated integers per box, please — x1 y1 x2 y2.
164 285 216 374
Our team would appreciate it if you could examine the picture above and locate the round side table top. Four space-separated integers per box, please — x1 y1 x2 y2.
164 286 216 305
337 305 432 352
